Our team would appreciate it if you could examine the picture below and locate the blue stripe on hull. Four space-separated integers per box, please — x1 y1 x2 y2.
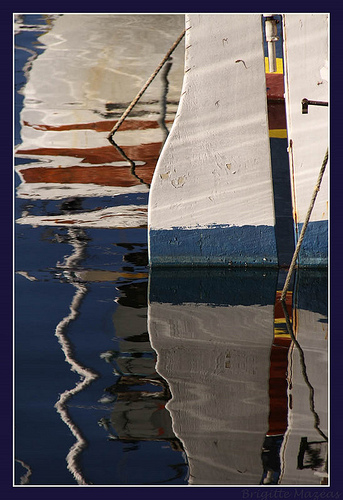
269 137 295 267
297 220 328 267
149 225 278 267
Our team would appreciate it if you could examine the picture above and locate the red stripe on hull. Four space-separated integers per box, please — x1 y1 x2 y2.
266 73 285 101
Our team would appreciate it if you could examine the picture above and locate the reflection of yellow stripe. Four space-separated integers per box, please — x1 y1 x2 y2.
274 320 291 337
269 129 287 138
265 57 283 74
274 331 292 339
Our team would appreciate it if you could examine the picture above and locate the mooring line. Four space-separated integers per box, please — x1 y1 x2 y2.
54 228 99 485
280 148 328 301
280 300 328 442
157 57 173 142
107 29 185 142
107 135 150 187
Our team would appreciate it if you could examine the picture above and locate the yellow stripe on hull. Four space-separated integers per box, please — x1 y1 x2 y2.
265 57 283 74
269 129 287 138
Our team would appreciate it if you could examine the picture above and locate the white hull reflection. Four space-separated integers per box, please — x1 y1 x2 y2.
148 268 328 485
16 182 149 201
16 204 148 229
15 14 185 227
280 271 328 485
148 269 277 484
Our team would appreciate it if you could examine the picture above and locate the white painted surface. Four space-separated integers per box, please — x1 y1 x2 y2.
149 301 274 484
283 14 329 224
149 14 276 230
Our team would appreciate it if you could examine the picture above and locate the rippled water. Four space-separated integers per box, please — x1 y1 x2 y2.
14 14 328 486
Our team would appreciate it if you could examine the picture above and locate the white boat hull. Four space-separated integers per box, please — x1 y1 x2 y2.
283 14 329 267
148 14 278 267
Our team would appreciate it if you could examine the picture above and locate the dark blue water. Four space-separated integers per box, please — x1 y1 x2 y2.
15 222 190 485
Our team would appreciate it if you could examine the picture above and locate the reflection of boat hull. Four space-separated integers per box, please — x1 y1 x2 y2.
148 269 277 484
16 139 161 189
15 14 185 229
281 270 328 484
148 268 328 485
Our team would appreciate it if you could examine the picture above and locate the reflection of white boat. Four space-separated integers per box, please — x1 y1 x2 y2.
148 268 328 485
15 14 185 226
280 271 328 485
148 14 328 267
15 204 148 229
148 269 277 484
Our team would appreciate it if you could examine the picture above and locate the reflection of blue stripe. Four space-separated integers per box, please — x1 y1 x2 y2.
149 268 278 305
297 220 328 267
149 225 278 267
295 269 328 316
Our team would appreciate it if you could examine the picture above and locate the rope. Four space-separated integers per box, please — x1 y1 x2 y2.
107 29 186 142
280 147 329 301
157 57 173 142
107 136 150 187
280 300 328 442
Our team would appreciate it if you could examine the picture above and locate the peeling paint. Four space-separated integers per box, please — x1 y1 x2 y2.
160 171 170 180
171 176 185 188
